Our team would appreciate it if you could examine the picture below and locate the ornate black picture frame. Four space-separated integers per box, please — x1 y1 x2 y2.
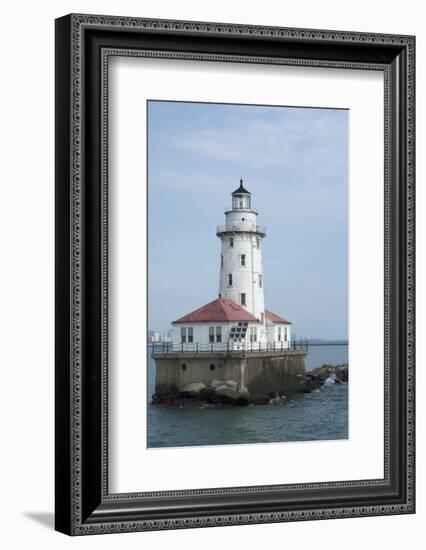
55 14 415 535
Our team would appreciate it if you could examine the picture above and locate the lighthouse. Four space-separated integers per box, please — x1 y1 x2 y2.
152 179 306 405
167 180 292 350
217 179 267 342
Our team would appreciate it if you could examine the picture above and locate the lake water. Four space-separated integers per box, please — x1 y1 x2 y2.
147 345 348 448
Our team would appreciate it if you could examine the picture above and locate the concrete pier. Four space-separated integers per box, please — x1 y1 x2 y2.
152 349 307 404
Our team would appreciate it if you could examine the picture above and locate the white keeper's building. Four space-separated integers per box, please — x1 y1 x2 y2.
170 180 291 351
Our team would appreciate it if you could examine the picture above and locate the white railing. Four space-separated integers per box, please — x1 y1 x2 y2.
224 207 258 214
151 340 305 353
216 224 266 235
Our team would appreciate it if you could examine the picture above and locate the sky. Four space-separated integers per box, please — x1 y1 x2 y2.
147 100 348 340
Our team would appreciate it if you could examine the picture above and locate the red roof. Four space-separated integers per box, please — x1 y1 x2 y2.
173 298 260 324
265 309 291 325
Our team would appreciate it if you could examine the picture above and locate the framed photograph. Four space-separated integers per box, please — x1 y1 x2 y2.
55 14 415 535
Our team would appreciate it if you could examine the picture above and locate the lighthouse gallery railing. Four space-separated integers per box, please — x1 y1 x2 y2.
216 224 266 235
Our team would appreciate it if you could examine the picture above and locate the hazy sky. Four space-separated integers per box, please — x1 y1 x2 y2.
148 101 348 339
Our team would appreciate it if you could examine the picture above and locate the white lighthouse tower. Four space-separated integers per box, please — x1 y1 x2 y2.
217 179 267 342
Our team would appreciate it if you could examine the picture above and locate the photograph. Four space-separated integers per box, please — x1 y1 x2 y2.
52 11 415 537
147 100 349 448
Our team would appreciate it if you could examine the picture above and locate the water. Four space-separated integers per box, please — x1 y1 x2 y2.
147 345 348 448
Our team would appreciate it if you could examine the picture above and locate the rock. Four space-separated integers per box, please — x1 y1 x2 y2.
251 395 271 405
335 366 348 382
210 379 225 389
268 392 287 405
152 392 180 404
198 387 216 402
224 380 238 391
304 364 349 392
181 382 207 394
216 384 238 399
153 380 251 406
215 384 249 405
237 385 250 400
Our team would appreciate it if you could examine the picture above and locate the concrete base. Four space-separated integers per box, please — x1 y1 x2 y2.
152 350 307 404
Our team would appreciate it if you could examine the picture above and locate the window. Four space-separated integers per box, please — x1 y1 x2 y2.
180 327 194 343
259 274 263 288
229 237 234 248
210 364 216 371
277 327 282 342
250 327 257 343
221 254 223 269
240 293 246 306
228 273 233 287
284 327 288 342
261 312 264 323
256 237 260 248
240 254 246 267
181 363 187 371
210 326 222 343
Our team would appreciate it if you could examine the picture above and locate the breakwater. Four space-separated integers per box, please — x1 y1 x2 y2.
305 364 348 392
152 349 307 405
152 361 348 407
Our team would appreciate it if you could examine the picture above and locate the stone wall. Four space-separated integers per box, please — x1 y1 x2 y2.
153 350 306 403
